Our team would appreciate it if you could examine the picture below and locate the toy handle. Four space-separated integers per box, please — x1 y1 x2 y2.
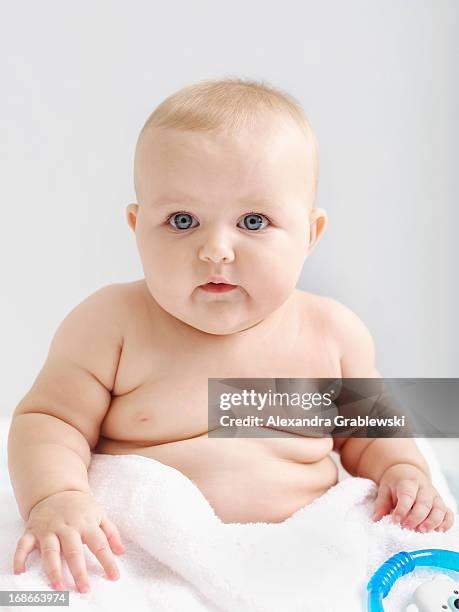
367 549 459 612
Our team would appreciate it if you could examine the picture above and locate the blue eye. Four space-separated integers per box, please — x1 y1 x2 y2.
169 212 197 230
167 211 270 231
238 213 269 231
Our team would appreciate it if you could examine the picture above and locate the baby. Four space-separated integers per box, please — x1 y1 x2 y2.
7 78 454 594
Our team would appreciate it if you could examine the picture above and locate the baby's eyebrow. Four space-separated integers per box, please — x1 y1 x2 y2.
152 195 201 207
152 196 199 208
152 194 279 210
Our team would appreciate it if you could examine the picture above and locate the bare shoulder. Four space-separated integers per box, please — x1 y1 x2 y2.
44 280 147 386
79 279 149 320
90 279 165 339
294 288 331 313
293 289 339 331
324 296 378 377
61 280 141 330
294 290 379 377
11 281 147 447
94 278 147 304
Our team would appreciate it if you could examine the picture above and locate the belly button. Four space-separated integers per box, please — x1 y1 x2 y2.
134 412 151 422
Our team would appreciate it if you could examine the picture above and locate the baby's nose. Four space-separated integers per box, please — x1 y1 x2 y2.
198 237 235 264
200 250 234 264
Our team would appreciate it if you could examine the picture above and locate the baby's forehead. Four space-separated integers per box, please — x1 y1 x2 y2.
134 115 317 205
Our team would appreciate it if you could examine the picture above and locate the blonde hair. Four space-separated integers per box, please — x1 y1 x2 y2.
135 76 319 204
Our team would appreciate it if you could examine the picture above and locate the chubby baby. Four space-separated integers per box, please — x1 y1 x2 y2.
8 78 455 594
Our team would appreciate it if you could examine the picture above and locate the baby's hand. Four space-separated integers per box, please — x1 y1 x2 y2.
13 490 125 593
371 463 455 533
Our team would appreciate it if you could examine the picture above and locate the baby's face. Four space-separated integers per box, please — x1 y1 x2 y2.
127 115 327 336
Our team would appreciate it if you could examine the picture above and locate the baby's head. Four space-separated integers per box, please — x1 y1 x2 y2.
127 77 327 336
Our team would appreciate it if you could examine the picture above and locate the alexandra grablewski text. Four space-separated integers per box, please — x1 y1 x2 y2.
219 414 406 428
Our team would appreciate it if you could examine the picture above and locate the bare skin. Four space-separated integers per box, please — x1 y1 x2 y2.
93 281 340 524
8 113 454 593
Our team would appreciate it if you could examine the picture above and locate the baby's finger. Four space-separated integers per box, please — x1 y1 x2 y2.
39 533 65 590
416 503 446 532
82 526 119 581
13 532 37 574
400 486 434 529
372 482 393 521
435 508 455 532
59 530 89 593
392 479 419 523
99 516 125 554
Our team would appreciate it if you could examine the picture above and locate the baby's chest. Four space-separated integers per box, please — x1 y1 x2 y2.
100 316 340 443
114 309 339 390
114 321 338 408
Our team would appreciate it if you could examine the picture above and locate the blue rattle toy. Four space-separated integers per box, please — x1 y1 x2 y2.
367 549 459 611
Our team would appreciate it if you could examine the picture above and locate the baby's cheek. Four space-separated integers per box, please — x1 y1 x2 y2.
252 259 297 296
255 279 294 312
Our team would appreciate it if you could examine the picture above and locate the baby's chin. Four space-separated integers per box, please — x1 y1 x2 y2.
147 285 286 336
174 311 263 336
190 321 263 336
165 304 268 336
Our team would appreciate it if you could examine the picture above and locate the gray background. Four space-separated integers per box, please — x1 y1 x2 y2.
1 0 457 452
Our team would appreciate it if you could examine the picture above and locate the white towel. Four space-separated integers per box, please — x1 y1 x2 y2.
1 452 459 612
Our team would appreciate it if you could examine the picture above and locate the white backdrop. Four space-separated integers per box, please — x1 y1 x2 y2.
1 1 458 423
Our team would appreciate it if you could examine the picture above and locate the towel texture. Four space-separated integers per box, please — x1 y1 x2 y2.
1 452 459 612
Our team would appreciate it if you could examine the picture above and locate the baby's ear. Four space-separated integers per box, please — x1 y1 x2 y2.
126 203 139 231
306 207 327 256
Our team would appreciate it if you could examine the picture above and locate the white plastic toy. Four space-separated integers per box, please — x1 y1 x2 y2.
405 574 459 611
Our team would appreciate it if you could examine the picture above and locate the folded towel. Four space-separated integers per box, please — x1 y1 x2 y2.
1 452 458 612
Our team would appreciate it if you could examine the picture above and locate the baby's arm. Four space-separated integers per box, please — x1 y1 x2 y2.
326 298 454 532
7 284 126 588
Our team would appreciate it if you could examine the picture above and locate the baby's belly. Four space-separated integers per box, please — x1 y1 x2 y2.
94 434 339 524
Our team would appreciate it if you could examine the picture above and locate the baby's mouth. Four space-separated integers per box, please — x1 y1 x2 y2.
199 282 238 293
